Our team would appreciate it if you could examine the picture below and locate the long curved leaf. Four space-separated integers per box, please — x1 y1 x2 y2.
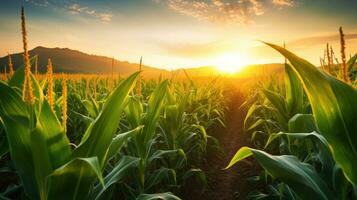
92 156 140 200
285 64 305 115
142 81 168 144
265 42 357 184
46 157 103 200
226 147 336 200
0 81 37 198
74 72 139 168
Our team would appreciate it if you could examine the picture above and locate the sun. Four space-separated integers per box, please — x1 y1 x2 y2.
213 53 251 74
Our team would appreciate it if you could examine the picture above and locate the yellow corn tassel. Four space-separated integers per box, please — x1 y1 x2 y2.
21 6 34 104
62 74 67 132
137 56 142 96
339 27 349 83
35 55 38 77
46 58 54 110
8 53 14 77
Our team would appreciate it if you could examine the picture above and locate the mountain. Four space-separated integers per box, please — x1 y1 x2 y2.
0 46 284 78
0 46 167 76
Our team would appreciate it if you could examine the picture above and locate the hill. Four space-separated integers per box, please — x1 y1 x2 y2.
0 46 167 76
0 47 284 78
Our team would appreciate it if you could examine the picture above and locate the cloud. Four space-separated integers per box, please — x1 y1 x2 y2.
68 3 87 15
66 3 112 23
25 0 49 7
26 0 112 23
272 0 295 7
98 13 112 22
155 0 297 25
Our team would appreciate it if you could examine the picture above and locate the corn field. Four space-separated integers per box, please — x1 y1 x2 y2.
226 43 357 199
1 5 357 200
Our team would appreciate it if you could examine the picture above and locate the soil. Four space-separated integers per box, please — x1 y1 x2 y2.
181 88 263 200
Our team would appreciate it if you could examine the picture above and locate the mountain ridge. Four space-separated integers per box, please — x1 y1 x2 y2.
0 46 166 76
0 46 284 77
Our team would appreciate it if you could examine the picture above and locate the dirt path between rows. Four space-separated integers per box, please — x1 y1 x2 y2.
182 88 262 200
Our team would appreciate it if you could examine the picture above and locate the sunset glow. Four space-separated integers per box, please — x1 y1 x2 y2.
0 1 356 199
213 53 251 74
1 0 357 70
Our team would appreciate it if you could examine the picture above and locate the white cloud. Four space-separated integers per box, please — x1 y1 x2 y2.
25 0 49 7
26 0 112 23
156 0 297 25
67 3 112 23
99 13 112 22
68 3 87 15
272 0 295 7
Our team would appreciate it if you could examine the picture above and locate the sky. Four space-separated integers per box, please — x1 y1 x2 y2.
1 0 357 71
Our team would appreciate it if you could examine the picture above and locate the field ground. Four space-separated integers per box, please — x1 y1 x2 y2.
182 85 262 200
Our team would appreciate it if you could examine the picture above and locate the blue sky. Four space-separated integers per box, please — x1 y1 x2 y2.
1 0 357 70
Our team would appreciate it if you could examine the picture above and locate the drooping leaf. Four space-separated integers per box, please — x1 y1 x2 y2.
264 131 329 152
92 156 140 200
226 147 336 200
288 114 316 133
106 126 143 161
46 157 104 200
265 42 357 184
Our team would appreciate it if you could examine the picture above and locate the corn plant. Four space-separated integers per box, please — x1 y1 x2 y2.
227 43 357 200
0 65 147 199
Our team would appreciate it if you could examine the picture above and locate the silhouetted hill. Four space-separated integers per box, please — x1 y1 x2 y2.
0 46 167 76
0 47 284 78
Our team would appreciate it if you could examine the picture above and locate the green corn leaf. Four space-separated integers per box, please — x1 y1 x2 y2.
262 89 289 128
265 42 357 185
46 157 103 200
264 131 329 151
182 168 207 186
285 64 305 115
246 119 265 131
136 192 181 200
74 72 139 168
145 168 177 192
92 156 140 200
244 103 258 129
124 96 144 128
262 89 287 118
0 124 8 159
0 79 73 199
0 81 38 198
148 149 187 166
226 147 336 200
142 81 168 144
29 99 72 199
9 59 44 108
35 98 72 169
347 53 357 72
288 114 316 133
106 126 143 161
